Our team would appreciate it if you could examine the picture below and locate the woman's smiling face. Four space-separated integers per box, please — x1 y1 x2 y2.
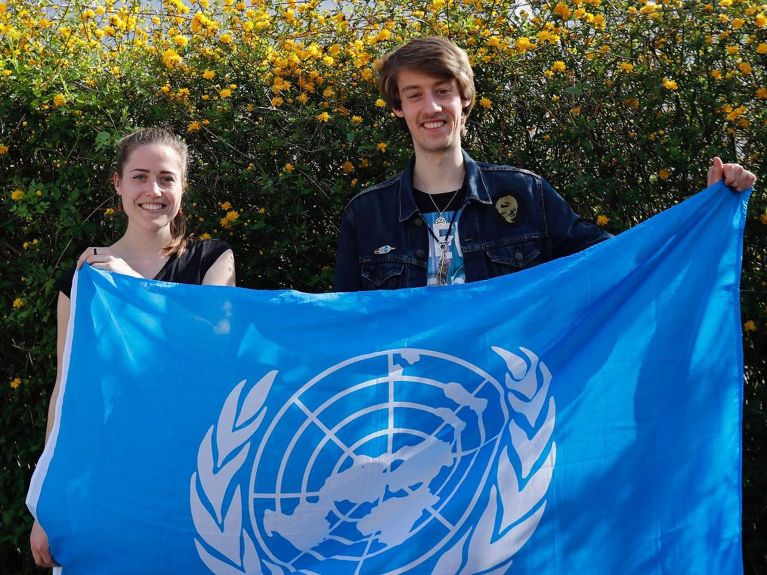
113 143 185 233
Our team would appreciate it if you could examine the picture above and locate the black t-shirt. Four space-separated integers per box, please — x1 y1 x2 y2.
55 239 232 298
414 189 464 214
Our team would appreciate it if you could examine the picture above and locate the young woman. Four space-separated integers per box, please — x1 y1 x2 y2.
30 127 236 568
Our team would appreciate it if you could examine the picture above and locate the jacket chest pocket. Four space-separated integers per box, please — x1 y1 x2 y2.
485 240 543 276
360 256 423 290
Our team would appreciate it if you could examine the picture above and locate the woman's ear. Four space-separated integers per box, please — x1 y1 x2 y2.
113 172 122 194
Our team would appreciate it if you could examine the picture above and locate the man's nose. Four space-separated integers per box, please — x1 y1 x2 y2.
424 93 442 112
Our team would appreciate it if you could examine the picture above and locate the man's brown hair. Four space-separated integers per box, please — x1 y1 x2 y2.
376 37 476 119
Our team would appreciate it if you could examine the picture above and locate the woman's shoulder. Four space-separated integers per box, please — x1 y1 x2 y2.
184 238 232 262
160 237 233 285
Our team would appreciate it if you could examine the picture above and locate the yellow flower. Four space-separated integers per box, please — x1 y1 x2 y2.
726 105 746 121
738 62 752 75
225 210 239 221
187 121 201 133
351 115 363 125
220 33 233 44
111 66 121 77
53 93 66 107
551 60 567 73
11 189 24 201
342 161 354 174
711 70 723 80
377 142 388 152
271 96 284 107
757 43 767 54
219 88 232 98
619 62 634 73
662 78 678 90
760 212 767 224
479 97 492 109
726 45 739 55
596 215 610 226
10 377 22 389
743 320 757 332
0 144 8 154
220 201 232 210
515 37 536 52
756 13 767 28
375 98 387 108
756 87 767 99
199 232 211 240
283 163 294 173
202 69 215 80
296 93 309 104
173 34 188 47
731 18 745 29
258 207 266 214
13 297 24 309
104 208 115 217
316 111 330 122
162 48 182 68
553 2 571 19
658 168 670 180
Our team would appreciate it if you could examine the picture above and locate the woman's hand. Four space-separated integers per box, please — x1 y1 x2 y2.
30 519 58 568
76 246 142 278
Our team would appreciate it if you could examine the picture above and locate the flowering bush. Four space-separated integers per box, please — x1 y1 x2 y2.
1 0 765 572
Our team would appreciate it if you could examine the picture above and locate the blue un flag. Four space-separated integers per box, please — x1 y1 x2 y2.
28 182 748 574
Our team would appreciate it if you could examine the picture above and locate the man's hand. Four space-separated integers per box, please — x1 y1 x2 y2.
707 156 757 192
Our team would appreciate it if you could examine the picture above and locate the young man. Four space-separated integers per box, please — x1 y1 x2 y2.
333 37 755 291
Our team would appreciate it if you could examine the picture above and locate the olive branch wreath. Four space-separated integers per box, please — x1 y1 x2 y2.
432 347 556 575
191 347 555 575
190 371 279 575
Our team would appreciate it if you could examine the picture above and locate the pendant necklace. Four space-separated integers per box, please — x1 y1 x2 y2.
426 188 461 228
423 190 462 285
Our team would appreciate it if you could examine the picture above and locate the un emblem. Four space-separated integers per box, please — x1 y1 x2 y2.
191 347 556 575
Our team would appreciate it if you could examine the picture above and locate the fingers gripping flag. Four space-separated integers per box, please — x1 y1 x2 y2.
28 182 749 575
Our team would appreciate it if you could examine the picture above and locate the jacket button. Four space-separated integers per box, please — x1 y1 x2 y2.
414 218 423 226
515 252 524 261
416 249 426 258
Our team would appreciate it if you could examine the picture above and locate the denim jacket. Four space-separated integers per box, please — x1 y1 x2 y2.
333 150 610 291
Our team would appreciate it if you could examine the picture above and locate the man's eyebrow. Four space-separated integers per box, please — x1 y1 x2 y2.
128 168 178 175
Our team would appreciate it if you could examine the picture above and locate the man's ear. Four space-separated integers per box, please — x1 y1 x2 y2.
393 107 405 118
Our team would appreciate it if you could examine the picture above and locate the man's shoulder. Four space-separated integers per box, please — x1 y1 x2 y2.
344 172 403 208
474 160 543 180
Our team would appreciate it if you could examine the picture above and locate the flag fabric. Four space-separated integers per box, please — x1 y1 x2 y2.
28 182 748 575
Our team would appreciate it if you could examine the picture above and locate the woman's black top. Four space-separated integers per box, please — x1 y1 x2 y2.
55 239 231 297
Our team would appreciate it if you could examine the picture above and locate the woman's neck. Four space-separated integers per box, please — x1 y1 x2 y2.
111 225 172 267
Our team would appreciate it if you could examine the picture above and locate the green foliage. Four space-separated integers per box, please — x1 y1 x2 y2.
0 0 765 573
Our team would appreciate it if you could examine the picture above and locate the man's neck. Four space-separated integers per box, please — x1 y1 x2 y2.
412 146 465 194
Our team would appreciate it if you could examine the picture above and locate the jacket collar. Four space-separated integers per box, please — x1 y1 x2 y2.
397 149 492 222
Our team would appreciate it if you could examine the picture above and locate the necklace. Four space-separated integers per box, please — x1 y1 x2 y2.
426 188 462 228
423 197 462 286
